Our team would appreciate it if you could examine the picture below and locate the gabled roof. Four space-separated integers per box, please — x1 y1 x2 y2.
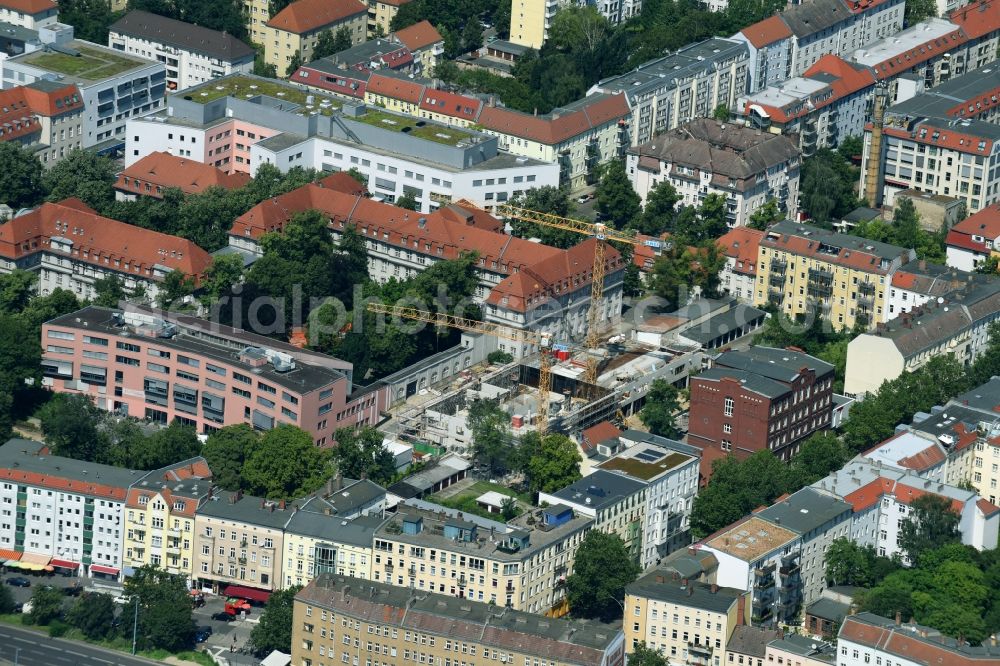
840 612 1000 664
739 15 793 48
580 421 621 455
366 71 425 104
762 220 912 274
0 0 55 15
266 0 367 34
419 88 482 122
781 0 852 38
116 152 251 197
948 203 1000 244
394 20 442 51
717 227 763 277
110 10 254 62
19 81 84 117
478 93 629 146
949 0 1000 40
0 199 211 281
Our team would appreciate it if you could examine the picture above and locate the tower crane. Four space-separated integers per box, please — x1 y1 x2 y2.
366 303 555 434
495 204 668 382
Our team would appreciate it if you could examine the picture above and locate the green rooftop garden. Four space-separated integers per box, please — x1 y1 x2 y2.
23 46 146 80
352 108 475 147
179 76 341 116
598 452 691 480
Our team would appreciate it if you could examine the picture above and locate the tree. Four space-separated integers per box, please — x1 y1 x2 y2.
650 241 725 310
0 270 37 314
286 51 303 77
790 432 848 484
468 399 512 478
38 394 107 462
250 586 301 656
243 425 332 499
55 0 117 42
0 313 41 438
500 496 518 521
521 432 582 493
632 181 680 236
640 379 681 438
799 149 862 225
905 0 936 25
0 584 14 614
898 494 961 566
507 187 579 248
0 142 43 209
123 565 195 652
203 424 259 491
66 593 115 640
566 531 640 621
487 350 514 364
629 642 670 666
313 30 338 60
43 150 117 211
712 104 730 121
133 420 201 470
28 585 64 625
596 161 641 230
462 18 484 53
200 253 245 303
395 191 419 211
332 426 396 485
91 275 128 307
156 270 195 308
748 199 782 231
825 538 893 587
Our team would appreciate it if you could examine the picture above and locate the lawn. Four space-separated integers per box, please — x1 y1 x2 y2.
353 108 474 147
25 47 144 80
181 76 340 116
426 481 531 521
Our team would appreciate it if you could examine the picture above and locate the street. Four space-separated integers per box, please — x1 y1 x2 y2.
0 623 160 666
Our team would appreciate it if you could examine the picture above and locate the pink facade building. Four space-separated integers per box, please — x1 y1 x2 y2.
41 305 388 446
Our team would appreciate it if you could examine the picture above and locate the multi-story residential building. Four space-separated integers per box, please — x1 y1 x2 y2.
717 227 764 301
0 0 57 31
764 634 837 666
123 457 212 580
125 75 559 211
886 64 1000 140
366 0 409 38
0 438 142 580
539 470 647 563
108 11 254 92
510 0 639 49
732 0 904 86
305 37 414 76
694 515 802 627
838 612 1000 666
946 204 1000 270
688 346 835 463
625 119 801 228
114 151 250 200
844 277 1000 395
884 259 966 321
292 574 626 666
2 40 165 152
589 39 750 147
0 199 210 302
41 305 390 444
812 459 999 560
283 511 386 589
624 570 748 664
859 113 1000 214
392 21 442 75
261 0 367 75
0 80 84 168
738 54 876 156
948 0 1000 78
725 625 780 666
596 435 700 568
371 502 593 614
227 177 625 345
754 221 917 330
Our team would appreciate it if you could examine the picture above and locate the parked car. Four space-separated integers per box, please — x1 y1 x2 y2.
195 626 213 643
63 583 82 596
212 611 235 622
576 193 593 204
6 577 30 587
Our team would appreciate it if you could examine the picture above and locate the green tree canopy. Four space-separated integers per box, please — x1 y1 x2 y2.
332 426 396 485
43 150 117 211
28 585 64 625
250 586 301 657
123 565 195 652
748 199 782 231
629 642 670 666
242 425 332 499
66 593 116 640
650 241 725 310
639 379 681 438
507 186 579 248
632 181 680 237
92 275 128 308
566 531 640 622
0 142 43 209
203 424 259 491
596 161 641 230
468 399 513 478
38 394 107 462
520 432 582 493
898 494 961 566
799 148 862 225
790 432 848 485
825 537 900 588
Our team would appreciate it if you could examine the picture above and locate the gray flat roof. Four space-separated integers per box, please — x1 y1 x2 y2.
768 634 836 661
727 625 780 658
888 65 1000 120
756 487 851 534
388 455 470 496
198 491 295 529
110 10 254 62
764 220 911 264
627 570 744 613
285 511 387 546
715 346 835 382
806 597 850 622
544 469 647 511
680 306 767 344
0 438 146 496
619 430 702 457
696 367 791 399
951 376 1000 415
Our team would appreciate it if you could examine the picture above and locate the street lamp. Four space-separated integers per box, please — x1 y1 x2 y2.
131 596 139 655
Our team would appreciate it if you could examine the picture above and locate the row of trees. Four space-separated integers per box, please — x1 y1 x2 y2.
850 197 948 263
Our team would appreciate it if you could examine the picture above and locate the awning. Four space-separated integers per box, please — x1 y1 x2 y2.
18 563 48 571
90 564 120 576
50 559 79 570
224 585 272 603
20 553 50 566
0 549 21 562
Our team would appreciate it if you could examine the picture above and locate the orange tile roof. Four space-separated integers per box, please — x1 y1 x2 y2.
0 0 55 14
868 29 967 81
0 88 39 142
839 615 997 665
419 88 481 122
127 487 200 515
394 20 442 51
0 468 127 501
896 443 946 471
580 420 621 453
744 55 874 124
116 152 251 198
376 0 410 6
478 94 630 145
950 0 1000 39
844 477 966 513
0 199 212 283
19 82 84 117
740 15 792 48
880 123 995 156
315 171 367 196
949 203 1000 241
267 0 367 34
366 72 425 104
717 227 763 277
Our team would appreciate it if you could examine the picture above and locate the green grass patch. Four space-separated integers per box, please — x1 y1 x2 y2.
173 649 216 666
426 481 529 521
24 46 144 80
352 109 474 146
182 75 340 116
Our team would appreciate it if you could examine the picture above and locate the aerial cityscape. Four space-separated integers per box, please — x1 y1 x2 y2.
0 0 997 662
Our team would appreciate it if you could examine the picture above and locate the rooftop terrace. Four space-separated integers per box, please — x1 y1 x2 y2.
21 45 149 81
598 451 692 481
350 108 475 147
180 75 341 115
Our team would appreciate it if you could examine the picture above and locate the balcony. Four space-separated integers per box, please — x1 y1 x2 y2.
770 259 787 274
779 562 800 576
384 562 394 572
408 566 417 578
505 581 514 592
858 281 876 295
768 273 785 288
807 283 833 297
458 575 468 588
767 291 785 307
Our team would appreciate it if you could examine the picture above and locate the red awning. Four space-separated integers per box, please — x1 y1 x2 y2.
224 585 272 603
89 564 120 575
50 559 79 569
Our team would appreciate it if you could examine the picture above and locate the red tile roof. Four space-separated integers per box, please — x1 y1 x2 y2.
478 94 630 145
896 443 946 471
19 82 84 117
0 468 127 501
843 0 893 13
366 72 425 104
127 487 199 515
0 0 55 14
947 204 1000 251
266 0 367 34
419 88 482 122
717 227 763 277
0 199 212 283
844 477 966 513
740 15 793 48
744 55 874 124
868 29 968 81
315 171 367 196
394 20 442 51
580 420 621 454
977 497 1000 517
761 226 901 274
840 614 1000 665
293 65 369 99
0 88 39 142
116 152 250 197
949 0 1000 39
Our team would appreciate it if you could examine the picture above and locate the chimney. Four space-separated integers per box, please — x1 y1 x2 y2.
279 499 286 510
895 611 902 626
326 478 333 496
682 578 689 586
919 259 926 270
687 586 694 597
655 575 665 584
334 473 343 491
737 595 746 625
710 583 719 594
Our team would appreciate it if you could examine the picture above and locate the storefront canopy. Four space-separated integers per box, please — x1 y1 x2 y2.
224 585 272 603
50 559 79 570
0 549 21 562
90 565 120 576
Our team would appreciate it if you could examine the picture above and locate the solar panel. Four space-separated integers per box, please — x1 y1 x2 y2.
635 449 662 462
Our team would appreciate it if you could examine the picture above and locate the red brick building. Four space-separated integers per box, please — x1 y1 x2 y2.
687 346 834 465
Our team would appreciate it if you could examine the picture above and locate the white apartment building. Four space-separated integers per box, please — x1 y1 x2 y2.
884 259 965 322
0 439 143 580
946 204 1000 271
589 38 750 147
0 0 57 31
597 434 701 568
108 11 254 92
2 40 165 152
717 227 764 301
838 612 1000 666
626 119 801 228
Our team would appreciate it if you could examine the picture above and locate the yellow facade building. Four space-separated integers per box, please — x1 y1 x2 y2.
292 573 626 666
625 569 748 665
367 0 408 37
755 221 915 331
123 459 212 581
282 512 386 588
263 0 368 75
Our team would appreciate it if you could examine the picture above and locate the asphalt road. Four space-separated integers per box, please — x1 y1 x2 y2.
0 623 160 666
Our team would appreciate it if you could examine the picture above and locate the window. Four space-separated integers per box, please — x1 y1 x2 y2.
724 397 734 417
